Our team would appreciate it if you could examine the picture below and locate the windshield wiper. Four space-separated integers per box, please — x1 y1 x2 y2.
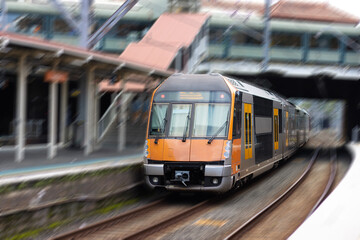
182 110 191 142
207 120 228 144
155 109 168 144
208 110 230 144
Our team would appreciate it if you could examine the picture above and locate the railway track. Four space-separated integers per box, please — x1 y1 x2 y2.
223 148 338 240
52 145 344 240
306 149 337 218
51 195 211 240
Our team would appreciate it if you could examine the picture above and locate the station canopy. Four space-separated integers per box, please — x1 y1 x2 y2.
0 31 172 86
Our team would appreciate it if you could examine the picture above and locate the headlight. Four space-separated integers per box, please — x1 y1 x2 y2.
144 140 149 157
223 140 232 159
225 141 232 151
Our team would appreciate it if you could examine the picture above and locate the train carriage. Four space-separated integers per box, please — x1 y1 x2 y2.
143 73 309 193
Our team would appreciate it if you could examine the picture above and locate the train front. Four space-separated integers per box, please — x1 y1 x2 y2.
144 74 234 193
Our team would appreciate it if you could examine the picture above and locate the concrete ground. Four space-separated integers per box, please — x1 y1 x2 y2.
0 146 143 177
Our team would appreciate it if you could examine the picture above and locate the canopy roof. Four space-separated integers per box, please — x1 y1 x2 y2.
0 31 172 78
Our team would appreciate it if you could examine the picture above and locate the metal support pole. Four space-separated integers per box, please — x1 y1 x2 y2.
339 35 346 65
84 67 95 155
118 93 128 152
48 82 58 159
94 84 100 150
59 80 68 146
223 30 231 59
44 16 54 40
0 0 7 30
80 0 90 48
262 0 271 72
15 55 28 162
352 125 359 142
301 32 310 63
110 92 117 119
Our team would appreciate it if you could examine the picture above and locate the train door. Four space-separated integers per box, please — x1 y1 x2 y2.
244 103 252 160
274 108 279 151
232 92 242 174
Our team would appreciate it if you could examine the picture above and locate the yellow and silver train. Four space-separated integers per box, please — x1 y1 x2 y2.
143 73 309 193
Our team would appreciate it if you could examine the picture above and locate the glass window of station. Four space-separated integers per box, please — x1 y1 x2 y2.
345 36 360 52
310 34 339 50
53 18 73 34
13 15 44 34
232 31 262 46
272 32 302 48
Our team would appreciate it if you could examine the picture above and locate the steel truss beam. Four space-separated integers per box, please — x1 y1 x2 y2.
49 0 137 49
87 0 138 49
0 0 7 30
262 0 271 72
49 0 81 34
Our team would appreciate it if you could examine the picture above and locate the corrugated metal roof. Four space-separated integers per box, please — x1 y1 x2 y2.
0 31 172 77
270 0 359 25
120 13 210 71
202 0 359 25
119 42 179 71
143 13 209 47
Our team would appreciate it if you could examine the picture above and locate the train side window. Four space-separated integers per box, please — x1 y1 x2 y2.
245 113 249 148
232 107 237 137
279 109 282 133
232 106 241 138
149 103 169 136
274 115 278 142
249 113 252 145
234 91 242 138
237 107 241 136
276 116 279 142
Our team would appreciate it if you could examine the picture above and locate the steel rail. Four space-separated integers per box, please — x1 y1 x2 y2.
123 200 210 240
52 196 210 240
306 148 338 218
51 198 166 240
223 148 320 240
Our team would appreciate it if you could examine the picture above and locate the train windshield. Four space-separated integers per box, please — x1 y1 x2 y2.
150 91 231 138
168 104 192 137
149 103 230 138
149 104 168 136
193 103 230 137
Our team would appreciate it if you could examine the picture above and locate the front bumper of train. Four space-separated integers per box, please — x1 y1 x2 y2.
144 162 233 193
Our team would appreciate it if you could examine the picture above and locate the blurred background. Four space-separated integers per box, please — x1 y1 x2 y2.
0 0 359 239
0 0 359 153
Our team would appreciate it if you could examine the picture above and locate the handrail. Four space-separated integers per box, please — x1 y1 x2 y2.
97 91 123 142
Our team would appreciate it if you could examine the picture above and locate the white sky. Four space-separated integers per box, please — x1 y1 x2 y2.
329 0 360 18
237 0 360 18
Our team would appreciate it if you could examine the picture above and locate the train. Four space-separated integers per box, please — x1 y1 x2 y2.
143 73 310 193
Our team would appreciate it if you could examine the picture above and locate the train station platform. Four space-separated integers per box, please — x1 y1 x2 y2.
290 143 360 239
0 146 143 178
0 145 145 239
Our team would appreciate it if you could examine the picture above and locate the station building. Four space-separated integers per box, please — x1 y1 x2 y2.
0 0 359 160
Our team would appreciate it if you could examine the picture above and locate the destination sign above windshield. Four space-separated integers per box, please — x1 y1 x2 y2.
154 91 231 103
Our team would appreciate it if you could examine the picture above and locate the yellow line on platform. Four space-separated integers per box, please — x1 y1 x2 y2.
194 218 228 227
